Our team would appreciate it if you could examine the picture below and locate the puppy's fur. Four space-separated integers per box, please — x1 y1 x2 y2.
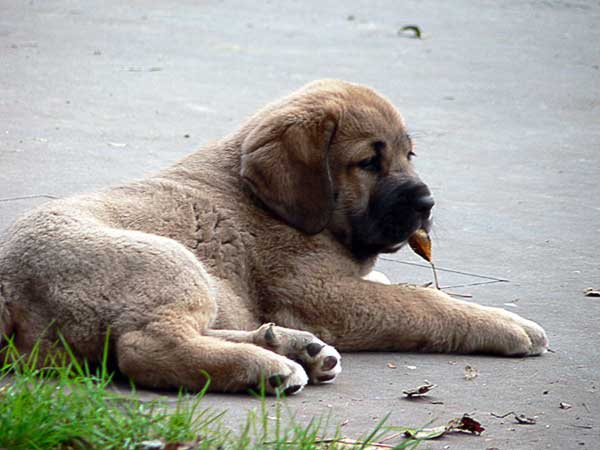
0 80 547 394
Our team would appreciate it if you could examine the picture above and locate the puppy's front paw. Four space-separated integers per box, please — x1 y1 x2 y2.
469 306 549 357
501 310 549 356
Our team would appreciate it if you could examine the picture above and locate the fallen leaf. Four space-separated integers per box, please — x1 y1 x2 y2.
405 365 417 370
447 415 485 434
138 440 164 450
514 414 537 425
403 381 437 397
403 414 484 440
403 426 446 440
387 362 397 369
398 25 422 39
560 402 573 410
503 302 519 308
138 437 203 450
584 288 600 297
309 437 394 449
464 364 479 380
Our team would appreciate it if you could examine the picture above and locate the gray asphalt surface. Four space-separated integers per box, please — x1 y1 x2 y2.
1 1 599 448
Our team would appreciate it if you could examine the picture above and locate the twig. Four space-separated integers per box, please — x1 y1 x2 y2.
263 438 394 448
376 431 404 444
444 291 473 298
0 194 59 203
379 257 509 282
431 262 440 289
582 402 591 413
440 280 504 289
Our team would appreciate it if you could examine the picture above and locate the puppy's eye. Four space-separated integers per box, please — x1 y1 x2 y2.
372 140 386 151
357 155 380 171
408 151 416 160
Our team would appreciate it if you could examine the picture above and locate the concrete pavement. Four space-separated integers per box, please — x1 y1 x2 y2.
1 1 599 448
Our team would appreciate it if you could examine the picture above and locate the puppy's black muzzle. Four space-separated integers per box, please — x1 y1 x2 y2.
350 177 434 259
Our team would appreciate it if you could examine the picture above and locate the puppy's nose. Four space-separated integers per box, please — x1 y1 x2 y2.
413 194 435 213
404 181 434 213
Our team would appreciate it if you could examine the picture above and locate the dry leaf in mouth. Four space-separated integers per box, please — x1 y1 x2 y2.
403 381 437 397
408 229 432 262
464 364 479 380
407 229 474 298
408 229 440 289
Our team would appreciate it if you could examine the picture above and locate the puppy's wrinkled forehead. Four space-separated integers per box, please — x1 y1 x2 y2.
314 82 406 142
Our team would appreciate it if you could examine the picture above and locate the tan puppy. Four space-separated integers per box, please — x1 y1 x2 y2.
0 80 548 395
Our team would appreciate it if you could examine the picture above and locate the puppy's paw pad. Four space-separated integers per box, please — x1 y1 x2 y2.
306 343 342 384
265 359 308 396
306 342 325 357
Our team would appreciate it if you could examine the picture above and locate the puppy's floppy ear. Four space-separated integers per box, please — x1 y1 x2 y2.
241 106 338 234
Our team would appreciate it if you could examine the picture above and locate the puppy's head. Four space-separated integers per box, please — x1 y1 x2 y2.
241 80 434 259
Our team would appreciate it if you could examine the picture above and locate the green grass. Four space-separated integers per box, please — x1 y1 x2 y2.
0 338 423 450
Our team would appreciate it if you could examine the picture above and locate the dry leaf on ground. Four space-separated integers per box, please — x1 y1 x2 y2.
311 438 394 449
560 402 573 410
514 414 537 425
398 25 422 39
404 414 485 440
403 426 446 440
387 362 397 369
464 365 479 380
403 381 437 397
584 288 600 297
138 437 203 450
446 415 486 434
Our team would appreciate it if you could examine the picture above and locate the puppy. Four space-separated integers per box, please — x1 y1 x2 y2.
0 80 548 394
